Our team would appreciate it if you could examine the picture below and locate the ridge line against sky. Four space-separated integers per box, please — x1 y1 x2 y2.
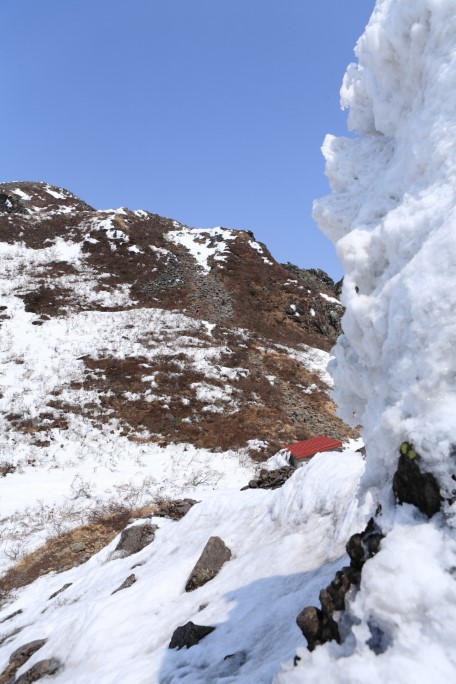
2 0 375 279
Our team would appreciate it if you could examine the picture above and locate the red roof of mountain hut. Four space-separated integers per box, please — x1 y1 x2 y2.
284 436 342 460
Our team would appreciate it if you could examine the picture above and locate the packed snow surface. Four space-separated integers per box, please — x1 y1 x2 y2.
0 452 369 684
306 0 456 682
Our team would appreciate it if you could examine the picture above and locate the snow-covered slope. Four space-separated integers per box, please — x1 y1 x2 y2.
0 452 369 684
0 181 356 575
5 1 456 680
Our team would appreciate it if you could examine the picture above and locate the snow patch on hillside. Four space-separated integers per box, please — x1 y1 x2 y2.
0 452 368 684
166 227 236 273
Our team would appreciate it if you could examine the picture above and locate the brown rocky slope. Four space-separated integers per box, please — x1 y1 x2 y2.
0 181 354 458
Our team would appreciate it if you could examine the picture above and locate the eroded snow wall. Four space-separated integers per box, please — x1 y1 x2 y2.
313 0 456 503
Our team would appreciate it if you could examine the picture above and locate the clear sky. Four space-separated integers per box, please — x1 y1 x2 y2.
2 0 375 280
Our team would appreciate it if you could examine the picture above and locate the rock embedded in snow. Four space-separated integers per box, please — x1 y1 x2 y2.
111 523 158 559
47 583 72 601
14 657 62 683
168 621 215 650
345 518 384 571
0 639 47 683
296 605 339 652
296 518 384 652
240 466 295 491
153 498 198 521
392 451 441 518
111 574 137 595
185 536 232 592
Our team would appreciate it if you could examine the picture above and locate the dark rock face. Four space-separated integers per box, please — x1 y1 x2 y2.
241 466 295 491
169 622 215 650
14 658 62 683
296 518 384 651
112 523 158 558
393 450 441 518
112 574 136 594
185 537 232 592
346 518 384 571
0 192 25 214
296 606 340 652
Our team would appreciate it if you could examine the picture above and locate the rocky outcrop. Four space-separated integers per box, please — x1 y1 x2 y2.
296 518 384 651
185 537 232 592
0 191 26 214
393 443 441 517
0 181 356 462
112 523 158 559
169 622 215 650
241 466 295 490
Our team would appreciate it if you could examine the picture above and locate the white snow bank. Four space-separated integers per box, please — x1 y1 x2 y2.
0 452 368 684
314 0 456 500
298 0 456 682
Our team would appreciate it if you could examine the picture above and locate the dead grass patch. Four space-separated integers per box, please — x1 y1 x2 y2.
0 506 156 600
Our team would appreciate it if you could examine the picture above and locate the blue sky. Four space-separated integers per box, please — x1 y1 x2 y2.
2 0 375 279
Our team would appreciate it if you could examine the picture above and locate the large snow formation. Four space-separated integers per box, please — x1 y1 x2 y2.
314 0 456 503
280 0 456 681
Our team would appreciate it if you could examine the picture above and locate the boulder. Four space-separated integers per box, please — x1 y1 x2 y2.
169 622 215 650
112 523 158 559
296 606 339 652
185 537 231 592
0 640 47 684
15 658 62 683
393 449 441 518
154 499 198 521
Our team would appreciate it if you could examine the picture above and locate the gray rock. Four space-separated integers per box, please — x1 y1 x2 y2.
112 523 158 559
185 536 231 592
169 622 215 649
241 467 294 491
153 498 198 521
9 640 47 664
112 574 136 594
15 658 62 683
0 639 47 684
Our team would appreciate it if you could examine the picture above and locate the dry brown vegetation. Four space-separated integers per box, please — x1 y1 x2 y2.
0 506 154 599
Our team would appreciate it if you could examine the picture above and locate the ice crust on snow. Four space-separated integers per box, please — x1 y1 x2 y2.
288 0 456 682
